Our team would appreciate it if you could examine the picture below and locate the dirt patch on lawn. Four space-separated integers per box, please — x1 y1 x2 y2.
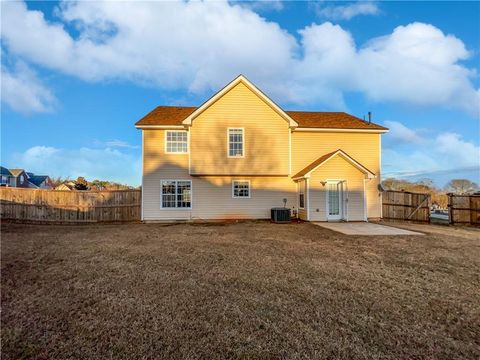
1 221 479 359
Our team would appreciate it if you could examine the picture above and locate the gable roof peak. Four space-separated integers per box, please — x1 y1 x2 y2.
181 75 298 128
292 149 375 180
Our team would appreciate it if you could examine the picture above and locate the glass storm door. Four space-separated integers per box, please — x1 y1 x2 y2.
327 181 343 221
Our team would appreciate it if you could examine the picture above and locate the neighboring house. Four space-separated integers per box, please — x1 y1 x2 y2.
135 75 388 222
28 175 54 189
55 181 76 191
7 169 30 188
0 167 53 189
0 166 13 187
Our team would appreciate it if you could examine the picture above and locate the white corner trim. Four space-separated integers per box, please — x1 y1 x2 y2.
188 129 192 174
363 178 368 222
288 129 292 176
306 178 310 221
141 130 144 221
379 134 383 219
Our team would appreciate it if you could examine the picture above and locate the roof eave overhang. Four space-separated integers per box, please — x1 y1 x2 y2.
294 128 388 133
292 175 310 181
135 125 186 129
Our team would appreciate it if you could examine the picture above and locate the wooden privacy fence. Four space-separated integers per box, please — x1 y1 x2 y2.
382 190 430 223
0 187 141 223
448 194 480 226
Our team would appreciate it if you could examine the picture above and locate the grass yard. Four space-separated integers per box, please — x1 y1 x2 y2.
1 221 479 359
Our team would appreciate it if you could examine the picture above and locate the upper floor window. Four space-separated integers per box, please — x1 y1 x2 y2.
20 175 24 184
0 176 8 184
228 128 244 157
165 131 188 153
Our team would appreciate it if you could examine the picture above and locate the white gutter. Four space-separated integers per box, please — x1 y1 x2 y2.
135 125 185 129
294 128 388 133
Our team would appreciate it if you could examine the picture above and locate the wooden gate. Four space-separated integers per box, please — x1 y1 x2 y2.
382 190 430 223
0 187 141 223
448 194 480 225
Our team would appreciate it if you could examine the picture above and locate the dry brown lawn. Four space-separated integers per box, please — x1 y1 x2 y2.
1 221 479 359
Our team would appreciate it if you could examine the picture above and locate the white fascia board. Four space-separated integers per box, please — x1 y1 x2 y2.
294 128 388 133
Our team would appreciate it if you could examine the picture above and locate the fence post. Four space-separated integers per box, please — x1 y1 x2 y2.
447 193 454 225
470 196 474 225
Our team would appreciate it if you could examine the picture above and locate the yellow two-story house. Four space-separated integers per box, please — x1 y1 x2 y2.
136 75 388 222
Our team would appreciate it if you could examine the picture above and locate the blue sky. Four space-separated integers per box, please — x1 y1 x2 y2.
1 1 479 187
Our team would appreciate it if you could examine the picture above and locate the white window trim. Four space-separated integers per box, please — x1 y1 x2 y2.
165 130 189 154
160 179 192 209
232 180 251 198
227 127 245 158
298 181 305 209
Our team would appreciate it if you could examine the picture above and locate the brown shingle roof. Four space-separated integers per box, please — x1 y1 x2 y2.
292 150 338 179
135 106 388 130
135 106 197 126
292 149 375 179
286 111 387 130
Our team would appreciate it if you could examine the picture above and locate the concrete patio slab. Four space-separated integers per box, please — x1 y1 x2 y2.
313 222 424 235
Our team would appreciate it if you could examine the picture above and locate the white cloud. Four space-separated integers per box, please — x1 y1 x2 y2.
93 139 140 149
297 22 479 115
1 60 56 114
382 122 480 182
383 120 423 145
233 1 284 12
316 2 380 20
11 145 141 185
1 1 478 116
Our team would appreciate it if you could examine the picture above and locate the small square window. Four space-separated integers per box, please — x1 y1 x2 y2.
232 180 250 198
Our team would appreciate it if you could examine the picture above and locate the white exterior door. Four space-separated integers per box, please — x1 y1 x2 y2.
326 181 343 221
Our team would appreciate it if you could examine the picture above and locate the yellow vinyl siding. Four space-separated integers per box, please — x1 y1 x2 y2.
143 129 191 220
141 83 384 221
192 176 295 219
189 82 290 175
292 132 381 219
309 156 365 221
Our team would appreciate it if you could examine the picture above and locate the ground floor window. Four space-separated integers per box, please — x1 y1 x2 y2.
161 180 192 208
232 180 250 198
298 182 305 209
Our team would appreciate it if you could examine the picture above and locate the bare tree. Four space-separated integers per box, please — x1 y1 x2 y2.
445 179 479 195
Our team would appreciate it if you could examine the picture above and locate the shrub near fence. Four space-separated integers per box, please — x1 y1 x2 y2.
0 187 141 223
382 190 430 223
448 194 480 226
